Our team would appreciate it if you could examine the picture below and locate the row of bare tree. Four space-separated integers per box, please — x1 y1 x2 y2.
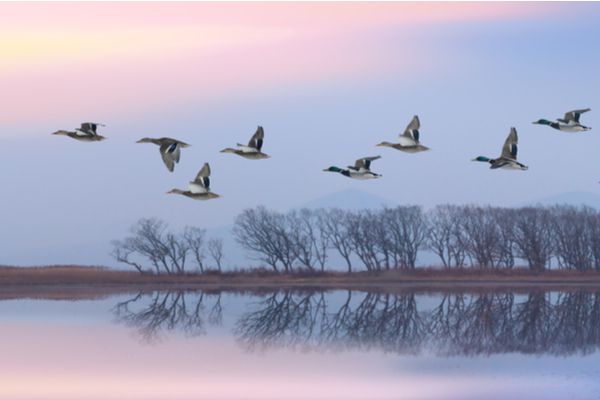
111 218 224 274
234 205 600 272
111 205 600 273
233 206 427 272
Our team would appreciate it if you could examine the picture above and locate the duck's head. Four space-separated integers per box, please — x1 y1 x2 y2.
376 141 394 147
220 148 236 154
167 188 185 195
136 138 155 144
323 166 343 173
533 119 552 126
471 156 492 163
51 130 70 136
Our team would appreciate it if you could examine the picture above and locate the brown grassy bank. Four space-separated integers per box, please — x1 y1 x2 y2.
3 265 600 300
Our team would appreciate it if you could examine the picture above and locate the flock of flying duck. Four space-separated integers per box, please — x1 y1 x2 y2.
52 108 592 200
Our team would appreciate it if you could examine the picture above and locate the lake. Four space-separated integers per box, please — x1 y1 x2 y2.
1 289 599 399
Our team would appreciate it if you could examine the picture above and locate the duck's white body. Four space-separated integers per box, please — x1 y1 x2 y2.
557 123 590 132
397 136 418 147
75 129 94 137
492 158 529 171
234 144 259 153
188 182 208 194
348 170 380 180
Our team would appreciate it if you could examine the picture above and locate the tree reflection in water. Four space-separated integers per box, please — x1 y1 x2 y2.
113 289 600 355
113 291 223 341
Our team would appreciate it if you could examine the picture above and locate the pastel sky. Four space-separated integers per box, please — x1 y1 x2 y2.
1 2 600 266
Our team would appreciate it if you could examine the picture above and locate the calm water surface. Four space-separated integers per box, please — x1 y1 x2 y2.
1 289 599 400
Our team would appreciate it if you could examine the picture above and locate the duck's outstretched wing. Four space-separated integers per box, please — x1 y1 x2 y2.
247 126 264 151
160 142 183 172
399 115 420 143
172 144 181 163
500 127 518 160
196 162 211 178
562 108 591 123
80 122 104 135
353 155 381 171
189 163 211 193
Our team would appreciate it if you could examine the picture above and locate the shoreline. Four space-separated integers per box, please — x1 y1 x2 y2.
3 265 600 299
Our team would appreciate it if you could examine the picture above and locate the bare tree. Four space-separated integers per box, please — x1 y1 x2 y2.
320 209 354 272
183 227 207 272
234 207 296 272
312 209 330 271
384 206 428 269
585 211 600 271
207 238 225 271
550 206 592 270
111 219 203 275
427 205 467 268
287 209 317 271
345 210 382 271
110 237 146 274
512 207 554 271
491 207 515 269
459 206 502 269
111 219 171 274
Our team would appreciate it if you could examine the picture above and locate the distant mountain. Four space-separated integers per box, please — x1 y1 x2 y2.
522 191 600 209
298 189 397 210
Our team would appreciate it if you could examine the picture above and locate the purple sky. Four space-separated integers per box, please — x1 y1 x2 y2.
1 3 599 266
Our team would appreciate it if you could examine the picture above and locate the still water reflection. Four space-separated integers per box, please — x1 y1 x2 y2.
2 289 600 399
113 290 600 356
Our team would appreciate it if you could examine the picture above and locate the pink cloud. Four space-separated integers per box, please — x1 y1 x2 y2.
0 2 564 125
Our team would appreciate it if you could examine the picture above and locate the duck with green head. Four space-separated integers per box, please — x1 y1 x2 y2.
472 127 528 170
323 156 382 179
533 108 591 132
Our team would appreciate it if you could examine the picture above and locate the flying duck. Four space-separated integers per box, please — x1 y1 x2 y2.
167 163 220 200
136 137 190 172
376 115 430 153
323 156 382 179
472 127 528 170
533 108 591 132
220 126 269 159
52 122 106 142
